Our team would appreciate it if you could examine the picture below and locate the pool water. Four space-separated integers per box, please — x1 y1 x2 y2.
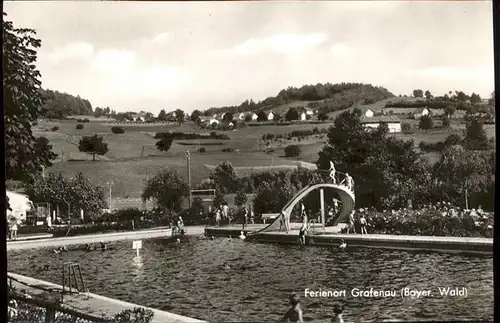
7 238 493 322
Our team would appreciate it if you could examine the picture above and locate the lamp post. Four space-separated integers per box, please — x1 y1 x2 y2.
186 150 192 207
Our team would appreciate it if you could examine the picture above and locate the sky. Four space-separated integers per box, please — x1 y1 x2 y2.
4 1 494 114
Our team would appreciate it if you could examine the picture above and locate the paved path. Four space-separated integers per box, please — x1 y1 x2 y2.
7 226 207 251
8 273 205 323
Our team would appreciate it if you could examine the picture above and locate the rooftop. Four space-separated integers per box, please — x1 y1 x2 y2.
360 115 401 123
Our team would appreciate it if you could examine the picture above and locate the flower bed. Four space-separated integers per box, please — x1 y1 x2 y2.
342 203 493 238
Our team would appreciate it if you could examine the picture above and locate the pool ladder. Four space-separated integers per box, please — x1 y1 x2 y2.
61 262 89 301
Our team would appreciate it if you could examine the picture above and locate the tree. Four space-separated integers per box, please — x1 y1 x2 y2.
244 114 253 122
401 122 412 134
318 113 329 121
444 104 456 117
142 169 188 213
235 189 248 208
175 109 185 124
284 145 301 157
35 137 58 168
157 109 167 121
253 176 297 216
433 145 493 208
212 191 226 209
424 90 433 99
413 89 424 98
285 108 299 121
4 14 55 181
156 136 173 152
209 161 239 194
257 111 268 122
418 115 434 130
94 107 104 118
223 112 234 122
489 91 495 106
78 134 109 161
190 109 202 122
25 172 106 220
470 93 482 105
464 118 490 150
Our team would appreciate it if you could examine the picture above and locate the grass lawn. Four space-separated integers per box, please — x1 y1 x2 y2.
47 151 300 198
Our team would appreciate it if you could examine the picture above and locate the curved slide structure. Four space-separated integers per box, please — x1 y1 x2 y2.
251 182 355 234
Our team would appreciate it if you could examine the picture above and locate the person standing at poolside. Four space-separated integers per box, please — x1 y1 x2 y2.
359 213 368 235
215 208 221 228
281 293 304 323
298 219 308 245
280 210 290 233
346 210 356 234
9 221 18 241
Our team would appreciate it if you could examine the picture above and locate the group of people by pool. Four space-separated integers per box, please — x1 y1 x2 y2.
213 203 255 228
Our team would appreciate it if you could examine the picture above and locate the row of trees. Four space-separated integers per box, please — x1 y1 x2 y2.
40 89 93 119
25 173 107 220
412 89 484 105
203 83 393 118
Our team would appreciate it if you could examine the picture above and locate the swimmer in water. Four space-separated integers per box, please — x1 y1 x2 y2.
332 304 344 323
222 262 231 270
228 236 232 242
238 231 246 240
85 243 93 251
339 239 347 250
210 236 215 240
99 241 107 250
281 293 303 323
176 238 181 243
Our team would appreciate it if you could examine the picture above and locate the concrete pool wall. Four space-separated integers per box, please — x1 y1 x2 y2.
8 272 206 323
205 227 493 254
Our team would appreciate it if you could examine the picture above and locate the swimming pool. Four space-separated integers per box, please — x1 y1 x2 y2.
7 237 493 322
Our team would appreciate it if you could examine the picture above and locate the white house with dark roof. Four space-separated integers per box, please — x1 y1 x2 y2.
267 111 275 121
360 115 401 133
197 116 220 126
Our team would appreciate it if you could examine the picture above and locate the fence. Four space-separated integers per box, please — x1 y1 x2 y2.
8 275 108 323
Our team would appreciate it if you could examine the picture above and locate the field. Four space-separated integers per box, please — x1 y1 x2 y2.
47 151 300 198
36 102 495 207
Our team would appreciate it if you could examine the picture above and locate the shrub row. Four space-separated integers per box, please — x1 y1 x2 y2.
76 124 84 130
76 118 90 123
154 131 230 140
111 126 125 134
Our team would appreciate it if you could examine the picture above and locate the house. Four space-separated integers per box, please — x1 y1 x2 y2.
360 116 401 133
360 107 375 118
6 190 34 223
412 107 430 119
237 112 249 120
130 112 146 122
165 111 178 121
197 116 219 126
428 108 445 117
267 111 275 121
251 113 258 121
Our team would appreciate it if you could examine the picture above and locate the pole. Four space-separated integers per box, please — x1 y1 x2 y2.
106 181 113 210
186 151 192 207
320 188 325 229
465 188 469 210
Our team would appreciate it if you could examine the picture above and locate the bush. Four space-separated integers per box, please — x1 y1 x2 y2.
199 147 206 153
83 118 90 123
111 126 125 134
76 124 84 130
51 126 59 131
222 148 235 152
401 122 412 134
284 145 301 157
113 307 154 323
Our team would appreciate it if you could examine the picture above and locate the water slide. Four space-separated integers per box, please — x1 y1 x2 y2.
250 183 355 235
